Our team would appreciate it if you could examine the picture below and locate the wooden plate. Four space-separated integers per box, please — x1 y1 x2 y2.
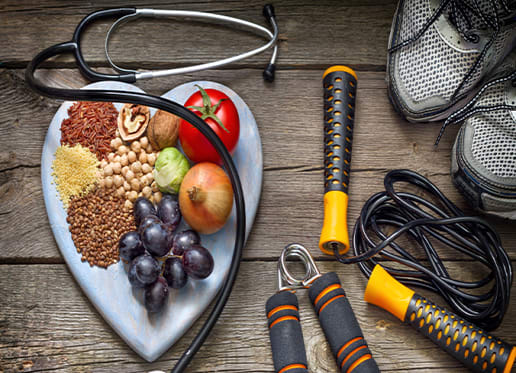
41 81 262 362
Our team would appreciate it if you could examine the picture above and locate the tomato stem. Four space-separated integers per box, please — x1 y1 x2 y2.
186 85 230 133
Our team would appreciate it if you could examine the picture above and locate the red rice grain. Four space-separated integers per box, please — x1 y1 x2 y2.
60 102 119 160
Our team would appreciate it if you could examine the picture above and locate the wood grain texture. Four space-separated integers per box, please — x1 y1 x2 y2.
1 68 516 261
1 261 515 373
0 0 395 69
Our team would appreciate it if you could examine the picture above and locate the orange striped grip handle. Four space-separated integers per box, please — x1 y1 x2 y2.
266 291 308 373
308 272 379 373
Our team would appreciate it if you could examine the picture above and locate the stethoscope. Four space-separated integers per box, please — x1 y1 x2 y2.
25 5 278 372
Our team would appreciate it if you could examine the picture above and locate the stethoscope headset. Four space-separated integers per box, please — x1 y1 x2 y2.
25 5 279 372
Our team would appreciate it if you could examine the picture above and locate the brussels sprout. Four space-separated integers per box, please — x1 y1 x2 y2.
153 147 190 193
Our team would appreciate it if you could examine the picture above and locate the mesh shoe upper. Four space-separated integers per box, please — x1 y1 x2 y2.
468 82 516 178
451 54 516 217
388 0 516 121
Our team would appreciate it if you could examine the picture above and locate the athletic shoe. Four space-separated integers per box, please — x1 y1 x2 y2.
387 0 516 122
449 54 516 218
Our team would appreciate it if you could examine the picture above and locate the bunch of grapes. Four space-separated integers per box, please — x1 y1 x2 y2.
119 195 214 313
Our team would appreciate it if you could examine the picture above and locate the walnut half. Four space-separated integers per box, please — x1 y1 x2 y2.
117 104 150 141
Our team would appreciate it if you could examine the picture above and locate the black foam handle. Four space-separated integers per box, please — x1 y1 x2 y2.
323 70 357 194
406 294 516 373
309 272 379 373
266 291 309 373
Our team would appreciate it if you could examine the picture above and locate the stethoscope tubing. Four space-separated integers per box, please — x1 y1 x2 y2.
26 39 246 373
105 8 279 79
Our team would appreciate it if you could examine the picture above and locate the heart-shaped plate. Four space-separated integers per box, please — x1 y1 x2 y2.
41 81 262 362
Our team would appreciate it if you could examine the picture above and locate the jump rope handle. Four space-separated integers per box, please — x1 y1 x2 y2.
319 66 357 256
365 265 516 373
308 272 380 373
266 291 309 373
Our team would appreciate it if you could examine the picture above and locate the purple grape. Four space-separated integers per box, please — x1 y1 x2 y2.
163 257 187 289
138 214 161 235
144 277 169 313
128 259 146 288
119 231 144 262
157 194 181 226
172 230 200 255
141 222 170 257
133 197 157 225
132 254 160 285
183 245 214 279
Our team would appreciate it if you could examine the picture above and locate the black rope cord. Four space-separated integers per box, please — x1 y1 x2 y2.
334 170 513 331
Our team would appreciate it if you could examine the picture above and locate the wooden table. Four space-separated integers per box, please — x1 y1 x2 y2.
1 1 515 372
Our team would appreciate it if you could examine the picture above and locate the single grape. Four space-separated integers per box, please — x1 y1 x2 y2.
172 229 200 255
132 254 160 285
183 245 214 279
141 222 170 257
157 194 181 226
163 257 188 289
138 214 161 235
133 197 157 225
119 231 144 262
144 277 169 313
128 258 146 288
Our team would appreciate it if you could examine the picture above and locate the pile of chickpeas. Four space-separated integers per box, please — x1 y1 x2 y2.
99 135 162 208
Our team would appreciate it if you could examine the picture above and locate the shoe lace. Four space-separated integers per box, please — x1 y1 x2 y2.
434 69 516 146
389 0 514 101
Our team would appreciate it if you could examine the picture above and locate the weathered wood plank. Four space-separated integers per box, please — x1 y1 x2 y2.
0 0 395 68
2 68 516 261
1 261 514 372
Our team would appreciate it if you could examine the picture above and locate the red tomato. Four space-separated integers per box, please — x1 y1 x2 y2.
179 86 240 164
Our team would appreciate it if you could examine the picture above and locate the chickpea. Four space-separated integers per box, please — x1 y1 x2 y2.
99 178 106 188
138 192 143 198
112 162 122 174
124 199 133 210
131 141 142 153
131 161 142 174
110 138 117 149
128 151 137 163
139 151 148 164
107 153 115 162
116 186 125 197
147 153 156 166
105 176 114 189
146 172 154 184
103 164 113 177
123 180 131 191
114 155 121 164
141 163 152 175
121 166 129 177
120 153 128 166
142 186 152 198
140 136 149 148
146 144 154 153
125 169 135 181
113 137 123 149
127 190 138 202
113 175 124 187
154 191 163 203
100 159 108 169
130 178 141 192
151 181 158 193
118 145 129 155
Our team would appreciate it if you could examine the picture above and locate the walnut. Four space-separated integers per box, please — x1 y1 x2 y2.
117 104 150 141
